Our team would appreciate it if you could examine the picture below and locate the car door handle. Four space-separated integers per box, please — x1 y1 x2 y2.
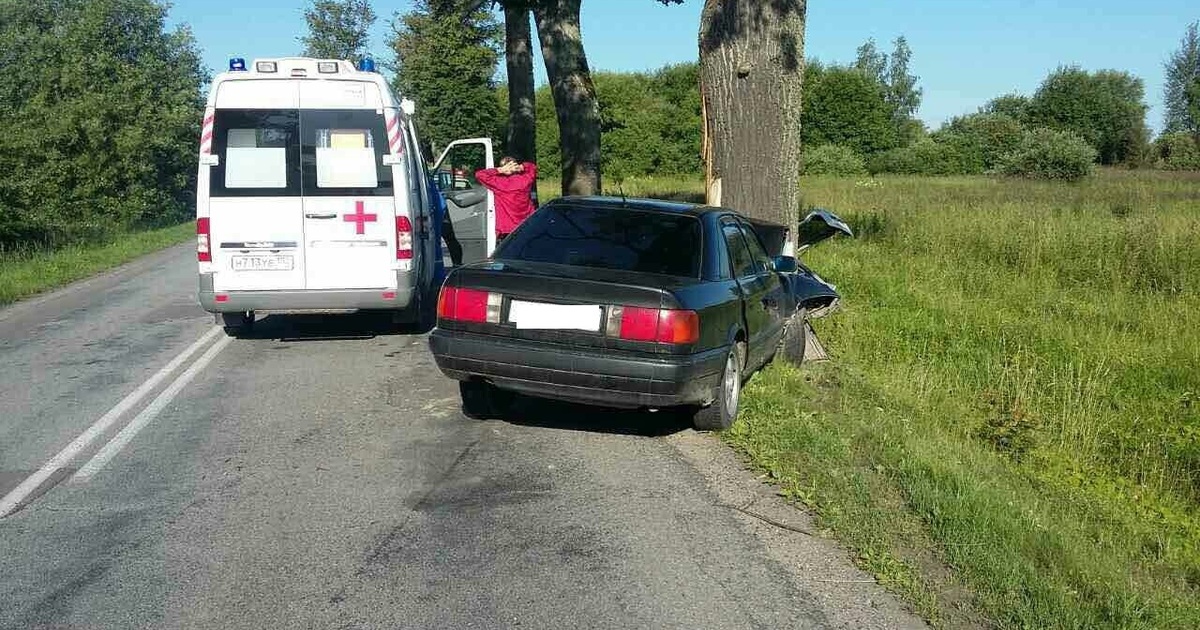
305 213 337 219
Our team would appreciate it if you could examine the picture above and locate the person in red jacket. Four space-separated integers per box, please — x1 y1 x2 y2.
474 156 537 242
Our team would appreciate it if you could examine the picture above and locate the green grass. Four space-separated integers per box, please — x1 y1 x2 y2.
0 223 193 306
723 170 1200 628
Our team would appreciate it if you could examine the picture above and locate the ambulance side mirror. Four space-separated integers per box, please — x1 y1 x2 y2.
382 154 403 166
200 154 220 167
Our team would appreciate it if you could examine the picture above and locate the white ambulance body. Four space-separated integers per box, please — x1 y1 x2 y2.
195 56 496 335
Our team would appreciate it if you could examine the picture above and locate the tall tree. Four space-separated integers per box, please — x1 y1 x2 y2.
855 36 921 141
886 36 921 122
300 0 376 60
502 3 537 162
1026 66 1150 165
698 0 806 243
531 0 602 195
1164 21 1200 136
390 0 503 157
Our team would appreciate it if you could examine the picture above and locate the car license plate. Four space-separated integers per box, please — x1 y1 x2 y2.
508 300 601 332
231 255 294 271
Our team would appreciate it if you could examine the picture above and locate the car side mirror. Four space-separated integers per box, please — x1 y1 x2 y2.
771 255 797 273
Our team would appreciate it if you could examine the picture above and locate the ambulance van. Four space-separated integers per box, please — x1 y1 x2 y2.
196 56 498 335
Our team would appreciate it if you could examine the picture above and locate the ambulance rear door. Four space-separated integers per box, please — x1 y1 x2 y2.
207 80 306 292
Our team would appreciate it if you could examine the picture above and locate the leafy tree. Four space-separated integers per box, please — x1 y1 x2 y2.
0 0 206 248
886 36 921 123
1154 132 1200 170
1164 21 1200 136
802 62 899 157
531 62 701 180
1026 66 1150 166
854 35 922 142
300 0 376 61
389 0 503 158
983 93 1030 122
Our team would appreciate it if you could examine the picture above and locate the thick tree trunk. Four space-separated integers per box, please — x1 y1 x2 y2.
503 5 537 163
532 0 601 196
699 0 806 251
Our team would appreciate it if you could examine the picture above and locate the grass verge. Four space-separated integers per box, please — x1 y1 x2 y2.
0 223 193 306
725 170 1200 628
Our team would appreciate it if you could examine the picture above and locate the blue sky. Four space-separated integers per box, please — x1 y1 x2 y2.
167 0 1197 133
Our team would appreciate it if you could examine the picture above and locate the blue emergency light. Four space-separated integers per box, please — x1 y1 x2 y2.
358 57 376 73
229 57 247 71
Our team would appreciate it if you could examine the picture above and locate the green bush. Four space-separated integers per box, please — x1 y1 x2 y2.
996 127 1097 181
801 144 867 175
1155 133 1200 171
937 112 1027 171
867 138 977 175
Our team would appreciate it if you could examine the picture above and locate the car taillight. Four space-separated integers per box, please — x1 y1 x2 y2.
396 215 413 260
437 286 501 323
613 306 699 344
197 217 211 262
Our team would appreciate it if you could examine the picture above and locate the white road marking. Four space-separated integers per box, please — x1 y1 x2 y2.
0 326 224 518
73 333 234 482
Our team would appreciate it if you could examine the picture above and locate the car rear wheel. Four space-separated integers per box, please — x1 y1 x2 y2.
459 380 515 420
777 307 808 366
692 342 744 431
221 311 254 338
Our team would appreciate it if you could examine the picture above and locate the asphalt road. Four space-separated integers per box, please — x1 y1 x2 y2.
0 244 926 630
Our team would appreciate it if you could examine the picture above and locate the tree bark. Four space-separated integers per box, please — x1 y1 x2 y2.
532 0 601 196
503 4 537 163
699 0 806 251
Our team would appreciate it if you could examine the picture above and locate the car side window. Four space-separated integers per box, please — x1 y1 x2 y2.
722 221 756 278
738 221 773 274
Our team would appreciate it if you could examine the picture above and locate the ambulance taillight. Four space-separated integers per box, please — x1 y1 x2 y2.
197 218 212 262
396 216 413 260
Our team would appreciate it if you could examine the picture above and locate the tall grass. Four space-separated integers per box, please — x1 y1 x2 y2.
724 170 1200 627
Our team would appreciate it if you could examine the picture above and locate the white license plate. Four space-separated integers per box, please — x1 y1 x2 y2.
508 300 602 332
231 255 294 271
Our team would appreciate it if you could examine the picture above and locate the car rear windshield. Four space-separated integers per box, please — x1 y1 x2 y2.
209 109 394 198
496 205 701 278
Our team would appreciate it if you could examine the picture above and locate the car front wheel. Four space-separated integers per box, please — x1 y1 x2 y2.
692 342 744 431
776 307 807 366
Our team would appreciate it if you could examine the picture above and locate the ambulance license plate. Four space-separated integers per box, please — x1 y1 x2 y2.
232 255 294 271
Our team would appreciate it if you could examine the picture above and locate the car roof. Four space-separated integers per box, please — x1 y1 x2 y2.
546 195 717 217
545 195 786 229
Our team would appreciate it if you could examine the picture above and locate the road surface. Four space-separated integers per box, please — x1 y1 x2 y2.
0 244 925 629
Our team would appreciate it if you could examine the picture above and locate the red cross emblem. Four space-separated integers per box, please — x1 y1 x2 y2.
343 201 378 235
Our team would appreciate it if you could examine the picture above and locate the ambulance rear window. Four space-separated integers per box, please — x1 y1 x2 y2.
300 110 393 197
210 110 300 197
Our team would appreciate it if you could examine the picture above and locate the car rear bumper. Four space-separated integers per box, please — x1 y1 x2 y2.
198 272 416 313
428 329 726 409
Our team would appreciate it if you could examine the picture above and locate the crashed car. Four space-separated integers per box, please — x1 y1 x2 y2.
427 196 851 430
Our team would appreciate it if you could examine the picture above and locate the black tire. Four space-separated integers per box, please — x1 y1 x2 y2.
692 342 744 431
776 307 808 366
459 380 515 420
221 311 254 338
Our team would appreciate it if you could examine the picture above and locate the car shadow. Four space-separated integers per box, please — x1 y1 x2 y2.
232 311 430 342
498 394 692 437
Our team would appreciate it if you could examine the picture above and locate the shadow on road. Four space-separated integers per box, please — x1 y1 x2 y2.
499 395 692 438
232 311 429 342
